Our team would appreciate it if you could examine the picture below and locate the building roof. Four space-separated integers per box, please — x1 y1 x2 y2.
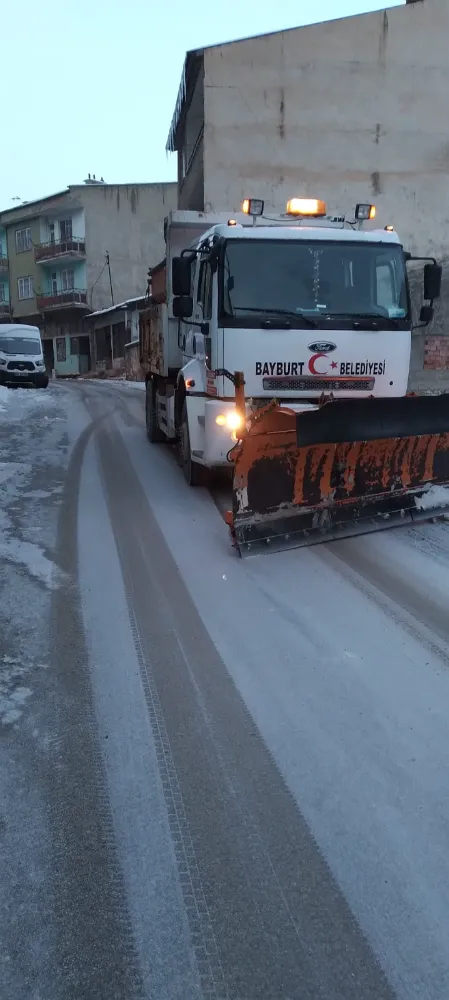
0 182 177 222
87 296 146 321
166 2 406 152
0 189 71 222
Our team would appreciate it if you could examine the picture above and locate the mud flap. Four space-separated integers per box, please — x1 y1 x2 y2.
228 396 449 555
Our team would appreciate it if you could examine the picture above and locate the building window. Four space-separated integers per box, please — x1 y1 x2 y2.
49 222 55 244
61 268 74 291
0 282 6 302
56 337 66 363
17 276 34 300
51 272 58 295
15 227 32 253
60 219 73 241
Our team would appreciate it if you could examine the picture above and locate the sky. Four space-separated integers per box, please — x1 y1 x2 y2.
2 0 404 207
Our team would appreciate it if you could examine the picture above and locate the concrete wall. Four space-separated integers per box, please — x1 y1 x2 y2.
178 68 204 210
78 183 177 312
178 137 204 211
200 0 449 381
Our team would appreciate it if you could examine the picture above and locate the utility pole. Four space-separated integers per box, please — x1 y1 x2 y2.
105 251 114 306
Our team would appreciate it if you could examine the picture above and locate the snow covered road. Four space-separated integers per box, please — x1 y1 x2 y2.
1 379 449 999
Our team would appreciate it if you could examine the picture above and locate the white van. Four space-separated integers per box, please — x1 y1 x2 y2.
0 324 48 388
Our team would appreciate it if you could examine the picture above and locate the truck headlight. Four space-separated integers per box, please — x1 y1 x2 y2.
215 411 243 431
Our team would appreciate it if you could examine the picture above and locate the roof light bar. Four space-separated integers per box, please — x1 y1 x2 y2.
286 198 327 217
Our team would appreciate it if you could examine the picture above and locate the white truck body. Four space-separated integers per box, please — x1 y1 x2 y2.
143 208 420 474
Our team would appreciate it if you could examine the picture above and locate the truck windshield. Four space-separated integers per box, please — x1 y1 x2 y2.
0 337 41 355
221 239 409 323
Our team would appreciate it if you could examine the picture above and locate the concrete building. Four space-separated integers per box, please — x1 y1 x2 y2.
167 0 449 386
0 179 176 376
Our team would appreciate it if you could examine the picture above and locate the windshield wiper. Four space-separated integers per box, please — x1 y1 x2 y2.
229 307 317 328
335 312 401 329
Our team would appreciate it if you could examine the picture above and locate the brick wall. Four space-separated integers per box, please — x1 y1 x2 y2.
424 336 449 370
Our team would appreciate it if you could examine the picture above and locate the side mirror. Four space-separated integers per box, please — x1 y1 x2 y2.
424 263 442 301
419 304 434 325
172 257 191 296
173 295 193 319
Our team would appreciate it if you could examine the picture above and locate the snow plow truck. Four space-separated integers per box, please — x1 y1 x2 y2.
140 197 448 555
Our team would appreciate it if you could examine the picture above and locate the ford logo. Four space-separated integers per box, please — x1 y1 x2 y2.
308 341 336 353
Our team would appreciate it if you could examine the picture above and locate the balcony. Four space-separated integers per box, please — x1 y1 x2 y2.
0 254 8 272
36 289 89 311
34 238 86 265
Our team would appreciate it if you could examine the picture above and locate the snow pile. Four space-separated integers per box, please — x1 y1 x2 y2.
415 485 449 511
0 536 64 589
0 386 54 423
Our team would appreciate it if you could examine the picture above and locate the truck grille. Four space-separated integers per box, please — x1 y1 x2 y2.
262 376 375 393
6 360 34 372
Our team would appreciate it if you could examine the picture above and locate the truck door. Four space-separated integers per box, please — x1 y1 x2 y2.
182 257 216 368
195 259 216 371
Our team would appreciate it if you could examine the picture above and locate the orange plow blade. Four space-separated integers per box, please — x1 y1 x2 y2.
227 396 449 555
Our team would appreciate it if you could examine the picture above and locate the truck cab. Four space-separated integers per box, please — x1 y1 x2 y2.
141 199 441 485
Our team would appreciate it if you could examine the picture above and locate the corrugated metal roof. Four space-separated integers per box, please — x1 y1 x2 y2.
87 295 146 320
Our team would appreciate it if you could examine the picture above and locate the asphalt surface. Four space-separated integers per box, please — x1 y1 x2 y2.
1 379 449 999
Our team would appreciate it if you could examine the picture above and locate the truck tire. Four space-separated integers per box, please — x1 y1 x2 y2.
145 380 164 443
179 401 205 486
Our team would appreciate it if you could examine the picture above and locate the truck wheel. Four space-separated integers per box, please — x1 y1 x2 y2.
145 380 164 443
179 401 205 486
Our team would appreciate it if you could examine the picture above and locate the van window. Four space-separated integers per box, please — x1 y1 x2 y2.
0 336 41 355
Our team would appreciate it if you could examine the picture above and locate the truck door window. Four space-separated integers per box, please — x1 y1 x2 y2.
376 261 396 312
197 261 212 320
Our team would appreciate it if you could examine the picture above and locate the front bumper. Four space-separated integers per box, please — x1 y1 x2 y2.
0 368 48 387
203 399 240 465
203 398 319 466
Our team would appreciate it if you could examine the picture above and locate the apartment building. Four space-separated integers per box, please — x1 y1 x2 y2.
167 0 449 386
0 179 177 376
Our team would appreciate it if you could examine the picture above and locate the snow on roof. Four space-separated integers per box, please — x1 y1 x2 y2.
87 296 146 320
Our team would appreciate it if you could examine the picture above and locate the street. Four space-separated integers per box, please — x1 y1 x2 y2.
1 378 449 1000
